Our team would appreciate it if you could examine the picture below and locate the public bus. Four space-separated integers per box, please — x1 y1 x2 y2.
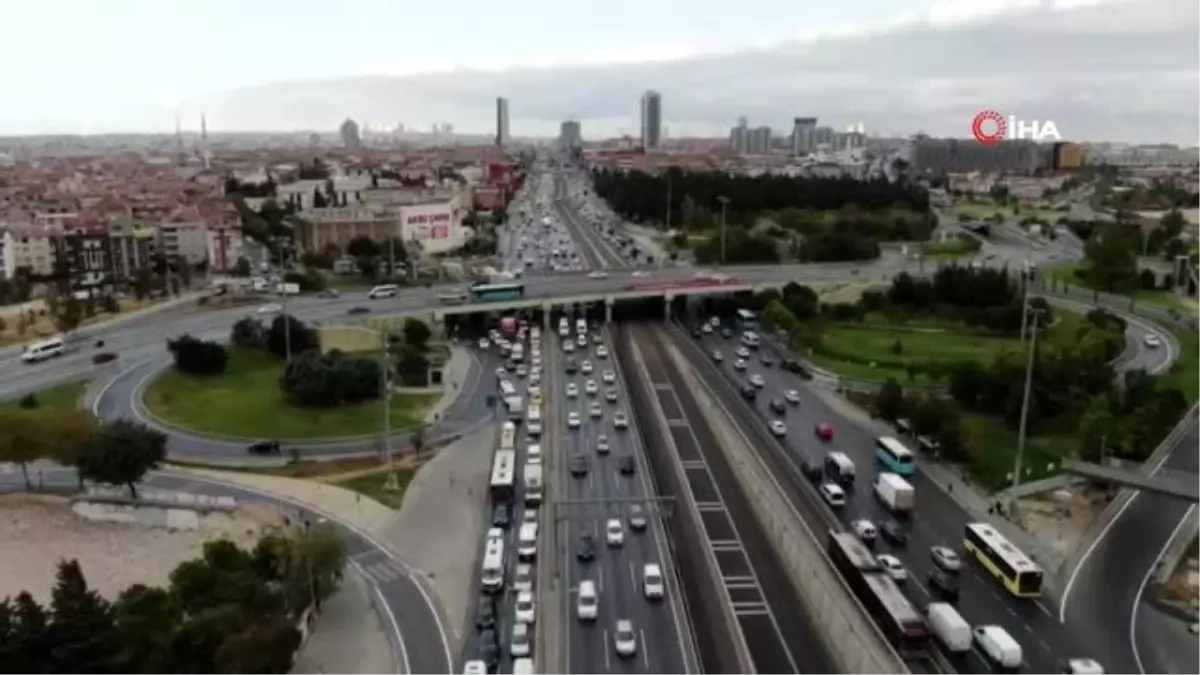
827 530 883 576
480 531 505 592
827 531 928 653
875 437 916 476
471 282 526 303
964 522 1044 597
489 448 516 504
734 309 759 330
499 421 517 452
499 380 517 399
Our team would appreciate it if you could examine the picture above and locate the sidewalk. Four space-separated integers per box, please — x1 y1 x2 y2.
291 565 397 674
420 346 478 425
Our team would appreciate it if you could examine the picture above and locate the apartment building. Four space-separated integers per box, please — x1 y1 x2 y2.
52 227 112 291
0 228 15 279
9 224 56 276
158 219 210 266
206 224 244 271
107 218 156 282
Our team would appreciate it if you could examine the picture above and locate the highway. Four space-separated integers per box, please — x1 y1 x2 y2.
677 322 1097 674
545 321 692 674
0 465 453 675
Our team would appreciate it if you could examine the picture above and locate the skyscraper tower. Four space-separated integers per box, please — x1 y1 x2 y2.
496 97 510 147
199 115 211 170
174 114 186 165
640 90 662 150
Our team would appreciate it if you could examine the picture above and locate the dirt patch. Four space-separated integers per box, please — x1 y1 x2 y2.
0 493 287 603
1017 484 1111 568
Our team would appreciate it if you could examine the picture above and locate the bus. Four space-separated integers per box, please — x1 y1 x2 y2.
859 573 930 653
480 530 505 592
499 421 517 451
964 522 1044 597
471 282 526 303
499 380 517 399
734 309 759 330
827 530 883 576
490 449 517 503
875 437 916 476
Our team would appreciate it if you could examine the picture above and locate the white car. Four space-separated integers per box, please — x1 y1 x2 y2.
605 387 619 402
736 347 750 358
566 383 579 398
568 412 581 429
514 590 536 624
585 380 599 395
613 412 629 429
749 374 765 388
642 563 665 600
1145 334 1162 348
596 435 610 453
632 270 650 278
516 365 528 379
577 580 599 621
769 420 787 436
606 518 625 546
577 334 588 347
588 271 608 279
602 370 616 383
733 359 748 371
785 389 801 404
931 546 962 572
563 341 575 353
701 323 713 334
513 563 533 592
819 482 846 507
257 303 283 314
478 338 490 350
596 346 609 358
613 619 638 657
510 621 531 657
852 519 877 545
877 554 907 583
463 660 487 675
581 360 594 374
589 402 603 418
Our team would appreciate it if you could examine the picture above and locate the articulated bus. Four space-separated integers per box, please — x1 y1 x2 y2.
875 436 916 476
964 522 1044 597
490 448 516 504
827 530 928 653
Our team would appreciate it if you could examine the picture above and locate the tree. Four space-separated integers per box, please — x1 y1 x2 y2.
7 592 50 673
78 420 167 498
53 291 84 334
132 267 154 300
47 559 118 673
395 345 430 387
46 409 98 490
267 315 318 360
166 335 229 376
872 378 905 421
346 236 381 258
0 410 52 488
279 350 382 407
213 618 301 674
402 318 432 350
18 393 39 409
1084 221 1140 292
231 257 252 277
231 317 266 348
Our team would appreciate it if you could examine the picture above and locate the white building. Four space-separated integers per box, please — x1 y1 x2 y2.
0 228 16 279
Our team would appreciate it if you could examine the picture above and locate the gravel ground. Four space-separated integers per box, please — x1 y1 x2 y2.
0 493 286 603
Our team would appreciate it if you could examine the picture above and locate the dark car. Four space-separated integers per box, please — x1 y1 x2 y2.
617 454 636 475
880 520 909 547
477 629 500 670
576 532 597 561
928 567 960 601
247 440 281 455
691 327 703 338
565 358 578 374
739 384 758 401
491 504 511 529
505 359 517 372
800 456 823 481
475 597 497 629
760 354 775 367
317 289 341 299
570 453 589 477
781 359 813 379
347 306 371 315
769 398 787 414
720 328 734 339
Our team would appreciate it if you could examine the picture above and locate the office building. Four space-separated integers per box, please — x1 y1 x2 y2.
340 118 361 149
496 97 510 147
640 90 662 150
1052 142 1085 170
560 120 582 147
792 117 817 155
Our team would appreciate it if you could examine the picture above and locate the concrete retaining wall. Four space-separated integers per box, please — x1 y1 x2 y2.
71 487 239 531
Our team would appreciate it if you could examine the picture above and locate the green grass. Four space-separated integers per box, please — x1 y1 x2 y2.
1 380 89 412
1046 260 1199 316
922 237 981 260
961 415 1079 492
1162 327 1199 405
333 466 420 509
145 347 436 440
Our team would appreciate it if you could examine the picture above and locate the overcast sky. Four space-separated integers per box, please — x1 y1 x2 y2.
1 0 1196 144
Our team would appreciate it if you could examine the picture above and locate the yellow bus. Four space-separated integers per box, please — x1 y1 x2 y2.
963 522 1044 597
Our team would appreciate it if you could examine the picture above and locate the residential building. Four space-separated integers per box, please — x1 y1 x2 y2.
0 228 15 280
911 136 1050 174
206 224 244 272
749 126 772 155
52 228 112 291
340 118 362 149
158 217 210 266
792 117 818 155
640 91 662 150
107 218 156 283
9 225 56 276
729 118 749 154
560 120 582 147
814 126 836 151
1053 142 1085 170
496 98 510 147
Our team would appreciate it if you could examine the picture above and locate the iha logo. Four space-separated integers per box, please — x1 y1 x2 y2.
972 110 1061 145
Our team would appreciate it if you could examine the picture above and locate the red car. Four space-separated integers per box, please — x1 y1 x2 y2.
815 423 834 441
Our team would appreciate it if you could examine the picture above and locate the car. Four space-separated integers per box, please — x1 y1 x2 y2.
593 333 603 344
588 271 608 279
528 371 541 386
513 563 533 592
701 323 713 334
928 567 960 601
720 328 734 339
247 440 281 455
570 453 589 477
602 370 616 383
566 382 579 398
585 380 599 395
877 554 907 583
581 360 594 374
505 360 517 372
760 354 775 367
347 305 372 315
769 398 787 414
880 520 908 547
931 546 962 572
691 327 703 338
819 482 846 507
749 374 765 388
514 590 536 624
491 504 511 528
628 504 647 531
712 350 724 362
1145 334 1162 348
617 454 636 475
597 346 609 358
785 389 801 405
613 619 638 657
510 621 532 658
739 384 758 401
632 270 650 278
576 334 588 347
463 659 488 675
567 412 581 428
736 347 750 358
605 518 625 546
577 532 598 561
733 358 748 371
815 422 834 441
565 358 578 374
515 365 528 378
596 435 610 453
769 420 788 436
476 629 500 670
563 341 575 353
589 402 603 418
642 563 665 600
613 412 629 429
605 387 619 402
478 338 490 350
495 366 508 379
475 596 497 629
577 580 599 621
852 519 878 546
800 456 823 481
257 303 283 315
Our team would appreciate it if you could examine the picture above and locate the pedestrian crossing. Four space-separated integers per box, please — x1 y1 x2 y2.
352 551 410 584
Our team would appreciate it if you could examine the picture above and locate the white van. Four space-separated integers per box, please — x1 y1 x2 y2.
513 658 535 674
22 336 65 363
558 317 570 338
517 522 538 560
368 284 399 299
973 625 1023 670
825 451 856 484
577 580 599 621
927 603 971 654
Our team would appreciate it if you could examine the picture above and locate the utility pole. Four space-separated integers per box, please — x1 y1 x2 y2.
1018 267 1030 343
379 327 399 490
278 238 293 363
1009 304 1044 510
665 175 672 230
717 195 730 266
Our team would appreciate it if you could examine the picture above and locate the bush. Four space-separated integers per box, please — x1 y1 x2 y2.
279 350 382 407
166 335 229 375
403 318 432 350
92 352 117 365
18 393 39 409
395 344 430 387
231 317 266 348
268 315 318 359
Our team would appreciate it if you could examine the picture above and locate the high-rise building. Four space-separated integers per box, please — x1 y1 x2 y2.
560 120 582 147
749 126 773 155
340 118 361 149
640 90 662 150
814 126 836 151
495 98 510 147
791 117 817 155
730 117 749 153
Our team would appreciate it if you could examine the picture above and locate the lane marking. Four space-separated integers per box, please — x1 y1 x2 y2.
350 558 410 675
1130 503 1196 675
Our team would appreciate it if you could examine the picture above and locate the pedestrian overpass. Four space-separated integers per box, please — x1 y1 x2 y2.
1061 460 1199 502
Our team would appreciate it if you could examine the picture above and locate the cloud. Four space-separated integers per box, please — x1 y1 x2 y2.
208 0 1198 144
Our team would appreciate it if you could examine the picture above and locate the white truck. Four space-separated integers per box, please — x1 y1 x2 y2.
275 282 300 295
926 603 972 654
524 463 543 505
973 625 1023 670
873 472 915 513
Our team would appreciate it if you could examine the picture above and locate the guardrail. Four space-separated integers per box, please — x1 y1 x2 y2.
1036 280 1198 332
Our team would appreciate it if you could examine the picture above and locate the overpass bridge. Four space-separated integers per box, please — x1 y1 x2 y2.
1061 459 1200 502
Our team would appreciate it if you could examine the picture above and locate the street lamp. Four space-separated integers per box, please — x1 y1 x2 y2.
716 196 730 266
339 324 400 489
1008 302 1045 511
274 236 293 363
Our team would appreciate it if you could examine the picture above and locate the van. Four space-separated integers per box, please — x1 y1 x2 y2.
512 658 535 674
973 625 1023 670
577 580 598 621
22 336 65 363
517 522 538 560
825 451 856 484
926 602 971 654
368 284 399 299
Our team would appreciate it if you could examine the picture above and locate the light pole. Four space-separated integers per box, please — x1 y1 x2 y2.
1008 303 1045 511
716 195 730 266
275 237 293 363
340 324 399 487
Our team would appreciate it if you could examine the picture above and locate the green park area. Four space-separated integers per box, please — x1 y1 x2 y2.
145 346 435 440
1 379 89 412
1047 259 1200 316
952 199 1067 224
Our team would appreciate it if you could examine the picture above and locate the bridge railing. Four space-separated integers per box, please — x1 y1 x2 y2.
1035 279 1199 332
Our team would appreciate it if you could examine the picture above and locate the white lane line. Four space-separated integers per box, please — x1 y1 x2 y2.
640 628 650 670
1130 503 1196 675
603 628 612 671
350 558 410 675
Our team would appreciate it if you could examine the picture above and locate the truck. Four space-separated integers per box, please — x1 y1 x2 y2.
874 472 915 513
926 603 972 654
275 282 300 295
524 463 543 505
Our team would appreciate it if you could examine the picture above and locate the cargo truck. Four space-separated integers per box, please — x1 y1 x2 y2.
874 472 915 513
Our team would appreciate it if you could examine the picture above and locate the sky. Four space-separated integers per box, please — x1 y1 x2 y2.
1 0 1196 143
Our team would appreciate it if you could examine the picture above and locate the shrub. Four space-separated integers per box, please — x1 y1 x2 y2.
279 350 382 407
166 335 228 375
231 317 266 348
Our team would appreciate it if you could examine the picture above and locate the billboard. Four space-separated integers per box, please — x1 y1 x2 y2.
474 186 505 211
400 202 454 241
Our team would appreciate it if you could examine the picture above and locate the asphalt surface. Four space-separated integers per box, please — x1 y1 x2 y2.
0 466 452 675
679 323 1095 674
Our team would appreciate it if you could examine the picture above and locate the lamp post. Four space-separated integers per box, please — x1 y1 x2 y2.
340 324 398 487
275 236 293 363
1008 303 1045 511
716 195 730 266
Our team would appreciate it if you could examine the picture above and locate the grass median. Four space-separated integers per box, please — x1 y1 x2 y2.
0 379 90 412
144 347 437 440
